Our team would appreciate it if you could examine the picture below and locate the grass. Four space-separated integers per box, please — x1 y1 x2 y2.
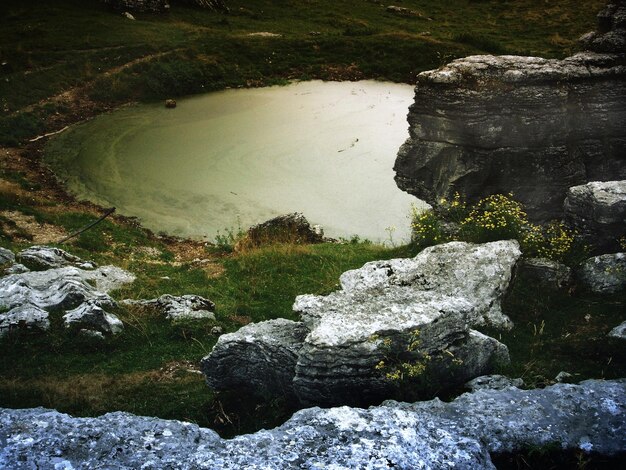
0 0 606 144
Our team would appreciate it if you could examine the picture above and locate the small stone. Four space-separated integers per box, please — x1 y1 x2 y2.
123 294 215 321
210 326 223 335
3 263 29 275
555 371 574 383
123 11 135 20
465 375 524 392
78 329 105 341
165 99 176 108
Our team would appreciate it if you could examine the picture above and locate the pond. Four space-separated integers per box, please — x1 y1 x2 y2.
46 80 424 243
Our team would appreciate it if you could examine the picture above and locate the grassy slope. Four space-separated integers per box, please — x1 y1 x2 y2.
1 0 624 442
0 0 605 144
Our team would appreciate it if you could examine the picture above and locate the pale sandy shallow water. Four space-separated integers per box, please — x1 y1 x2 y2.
46 80 426 242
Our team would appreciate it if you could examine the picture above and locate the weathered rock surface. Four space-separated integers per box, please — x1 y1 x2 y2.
394 3 626 222
578 252 626 294
63 301 124 335
125 294 216 321
16 245 96 271
0 247 15 265
516 257 573 291
203 319 309 398
203 241 520 406
1 379 624 469
0 249 135 338
465 374 524 392
564 180 626 254
0 304 49 337
609 320 626 340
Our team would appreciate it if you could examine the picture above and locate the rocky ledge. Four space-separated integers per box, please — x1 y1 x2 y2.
394 3 626 222
1 379 624 469
202 240 520 407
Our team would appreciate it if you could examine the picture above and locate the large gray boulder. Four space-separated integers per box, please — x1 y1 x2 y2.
0 379 624 469
578 252 626 294
393 5 626 223
564 180 626 254
203 240 520 407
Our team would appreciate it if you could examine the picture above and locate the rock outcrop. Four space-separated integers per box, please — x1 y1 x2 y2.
0 247 134 337
578 252 626 294
564 180 626 254
202 240 520 407
609 320 626 340
1 379 624 469
394 4 626 222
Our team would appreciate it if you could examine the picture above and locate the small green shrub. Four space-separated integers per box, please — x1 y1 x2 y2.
410 207 448 248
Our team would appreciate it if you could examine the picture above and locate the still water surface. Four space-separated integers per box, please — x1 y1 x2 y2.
46 80 424 242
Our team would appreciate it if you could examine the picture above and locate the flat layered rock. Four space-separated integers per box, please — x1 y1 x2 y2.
63 301 124 335
1 379 623 469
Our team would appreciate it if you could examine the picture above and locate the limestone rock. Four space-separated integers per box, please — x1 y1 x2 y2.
124 294 215 321
564 180 626 254
609 320 626 340
63 301 124 335
236 213 324 250
16 246 96 271
0 267 116 312
0 247 15 265
204 240 520 406
202 319 309 398
394 48 626 222
175 0 229 12
0 304 49 337
165 99 176 108
465 375 524 392
578 252 626 294
320 240 521 330
0 379 624 469
516 257 573 290
386 6 422 18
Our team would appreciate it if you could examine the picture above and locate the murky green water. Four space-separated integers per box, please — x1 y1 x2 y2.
46 80 424 242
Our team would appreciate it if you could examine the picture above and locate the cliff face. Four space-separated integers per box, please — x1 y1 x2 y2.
394 3 626 222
